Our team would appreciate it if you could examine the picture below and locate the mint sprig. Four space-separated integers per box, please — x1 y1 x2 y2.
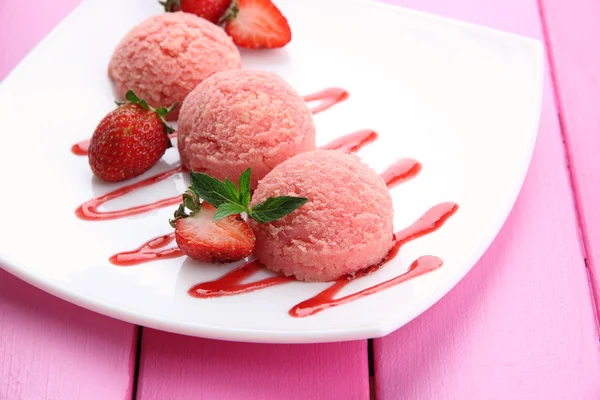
170 168 308 225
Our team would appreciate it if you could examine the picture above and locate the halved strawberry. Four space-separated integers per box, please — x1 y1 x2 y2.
172 201 255 263
223 0 291 49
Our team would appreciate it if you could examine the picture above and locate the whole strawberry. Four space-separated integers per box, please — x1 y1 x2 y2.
88 91 177 182
160 0 231 24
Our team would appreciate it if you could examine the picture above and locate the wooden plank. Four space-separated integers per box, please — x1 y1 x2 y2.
373 0 600 399
539 0 600 327
137 330 369 400
0 269 137 399
0 2 137 399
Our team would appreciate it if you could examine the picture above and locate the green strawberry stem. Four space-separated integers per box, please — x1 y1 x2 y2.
169 190 202 228
116 90 178 146
159 0 181 12
218 0 238 25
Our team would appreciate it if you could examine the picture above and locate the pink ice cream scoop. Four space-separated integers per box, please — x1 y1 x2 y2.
177 69 316 189
248 150 394 282
108 12 241 120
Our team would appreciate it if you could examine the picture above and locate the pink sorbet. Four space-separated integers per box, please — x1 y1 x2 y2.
249 150 394 282
108 12 241 120
177 69 316 189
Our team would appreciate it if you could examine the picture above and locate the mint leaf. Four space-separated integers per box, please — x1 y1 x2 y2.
249 196 308 223
242 190 251 209
213 203 245 222
225 178 239 201
190 172 238 207
185 169 307 224
238 168 251 204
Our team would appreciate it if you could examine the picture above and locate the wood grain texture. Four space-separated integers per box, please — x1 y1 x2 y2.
0 269 137 400
539 0 600 328
374 0 600 399
137 330 368 400
0 2 137 399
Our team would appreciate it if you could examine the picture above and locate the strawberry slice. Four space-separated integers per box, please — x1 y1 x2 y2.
173 202 255 263
223 0 291 49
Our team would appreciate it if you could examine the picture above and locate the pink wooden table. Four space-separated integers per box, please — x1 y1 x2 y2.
2 0 600 399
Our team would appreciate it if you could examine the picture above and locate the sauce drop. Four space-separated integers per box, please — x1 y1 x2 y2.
71 139 90 156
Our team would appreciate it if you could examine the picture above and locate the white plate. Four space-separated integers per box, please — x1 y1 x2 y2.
0 0 542 343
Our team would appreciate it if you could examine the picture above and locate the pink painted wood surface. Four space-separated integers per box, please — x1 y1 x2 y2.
0 0 83 77
539 0 600 327
0 269 137 399
137 330 368 400
2 0 600 399
0 2 137 400
374 0 600 399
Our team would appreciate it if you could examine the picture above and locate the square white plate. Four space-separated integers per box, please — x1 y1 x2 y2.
0 0 542 343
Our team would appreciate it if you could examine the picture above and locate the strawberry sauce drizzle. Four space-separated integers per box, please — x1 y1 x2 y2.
187 202 458 318
109 233 183 266
290 256 443 318
321 129 378 153
381 159 422 188
303 88 349 115
289 202 458 317
189 260 292 298
75 166 183 221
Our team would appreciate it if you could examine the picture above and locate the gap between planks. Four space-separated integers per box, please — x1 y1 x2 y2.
131 326 144 400
368 339 376 400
